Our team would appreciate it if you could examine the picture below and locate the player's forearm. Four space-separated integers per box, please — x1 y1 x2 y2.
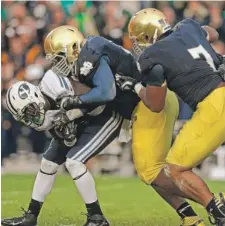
79 56 116 105
134 84 152 110
79 84 116 104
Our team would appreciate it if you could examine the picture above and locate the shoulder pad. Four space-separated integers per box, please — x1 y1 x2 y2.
39 70 74 101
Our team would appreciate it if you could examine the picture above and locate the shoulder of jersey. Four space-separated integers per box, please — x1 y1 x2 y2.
173 18 199 31
86 36 108 51
39 70 74 100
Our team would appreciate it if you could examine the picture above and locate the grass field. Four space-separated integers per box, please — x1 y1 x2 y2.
2 174 225 226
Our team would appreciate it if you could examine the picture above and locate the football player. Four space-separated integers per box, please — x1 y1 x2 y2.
2 70 123 226
128 8 225 226
44 26 206 226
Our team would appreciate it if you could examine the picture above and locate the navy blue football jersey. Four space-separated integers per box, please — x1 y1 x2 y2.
76 36 141 119
138 19 223 109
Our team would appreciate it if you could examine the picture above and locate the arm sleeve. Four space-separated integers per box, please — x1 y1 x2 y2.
79 56 116 104
144 64 166 87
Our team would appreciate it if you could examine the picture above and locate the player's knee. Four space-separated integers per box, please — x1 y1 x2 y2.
40 158 59 175
65 158 87 180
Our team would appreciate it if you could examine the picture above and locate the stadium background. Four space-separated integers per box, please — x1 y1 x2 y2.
1 1 225 179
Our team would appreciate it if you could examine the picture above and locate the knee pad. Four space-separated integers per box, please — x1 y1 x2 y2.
65 158 87 180
40 158 59 175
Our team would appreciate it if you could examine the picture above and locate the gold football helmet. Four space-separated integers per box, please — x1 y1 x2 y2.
44 25 84 77
128 8 171 55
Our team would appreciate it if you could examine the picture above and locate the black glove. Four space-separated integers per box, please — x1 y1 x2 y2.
60 96 82 111
54 111 70 128
115 74 137 92
63 121 77 140
54 121 77 147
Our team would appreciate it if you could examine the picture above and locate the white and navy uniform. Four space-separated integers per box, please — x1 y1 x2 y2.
39 70 123 164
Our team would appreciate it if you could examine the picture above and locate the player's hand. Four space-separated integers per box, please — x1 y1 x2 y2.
54 121 77 147
54 111 70 128
60 96 82 111
62 121 77 147
115 74 137 91
63 121 77 141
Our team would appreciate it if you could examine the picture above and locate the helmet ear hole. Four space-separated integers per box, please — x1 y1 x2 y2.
34 92 38 98
145 35 149 41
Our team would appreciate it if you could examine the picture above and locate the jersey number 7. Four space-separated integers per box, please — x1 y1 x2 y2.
188 45 216 71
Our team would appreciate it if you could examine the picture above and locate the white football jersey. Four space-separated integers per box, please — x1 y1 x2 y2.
37 70 106 132
39 70 74 101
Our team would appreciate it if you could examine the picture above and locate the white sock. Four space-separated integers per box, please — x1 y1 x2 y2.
74 170 98 204
32 171 56 202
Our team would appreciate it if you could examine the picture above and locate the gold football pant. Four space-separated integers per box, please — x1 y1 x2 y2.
132 90 179 184
167 87 225 168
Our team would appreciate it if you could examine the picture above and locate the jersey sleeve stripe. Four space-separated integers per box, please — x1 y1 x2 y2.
61 77 69 90
56 75 64 88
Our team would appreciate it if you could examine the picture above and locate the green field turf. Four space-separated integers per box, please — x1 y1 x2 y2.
2 174 225 226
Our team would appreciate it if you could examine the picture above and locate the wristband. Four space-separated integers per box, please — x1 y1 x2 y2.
134 83 144 95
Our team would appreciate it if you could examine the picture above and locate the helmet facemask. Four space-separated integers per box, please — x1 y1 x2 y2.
19 102 45 128
130 36 148 59
47 52 73 77
130 28 161 58
46 42 82 77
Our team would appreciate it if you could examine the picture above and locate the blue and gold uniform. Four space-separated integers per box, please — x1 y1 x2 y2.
138 18 225 168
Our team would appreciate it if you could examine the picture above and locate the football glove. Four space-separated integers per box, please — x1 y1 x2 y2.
53 111 70 128
60 96 82 111
54 121 77 147
115 74 137 92
63 121 77 147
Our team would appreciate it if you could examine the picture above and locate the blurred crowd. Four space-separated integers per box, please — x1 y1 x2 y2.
1 1 225 161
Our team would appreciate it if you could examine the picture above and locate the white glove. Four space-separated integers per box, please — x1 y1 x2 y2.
115 74 137 91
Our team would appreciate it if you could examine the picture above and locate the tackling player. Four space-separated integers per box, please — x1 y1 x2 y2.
43 26 207 226
128 8 225 226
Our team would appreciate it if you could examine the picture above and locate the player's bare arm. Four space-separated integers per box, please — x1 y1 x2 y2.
135 64 167 113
